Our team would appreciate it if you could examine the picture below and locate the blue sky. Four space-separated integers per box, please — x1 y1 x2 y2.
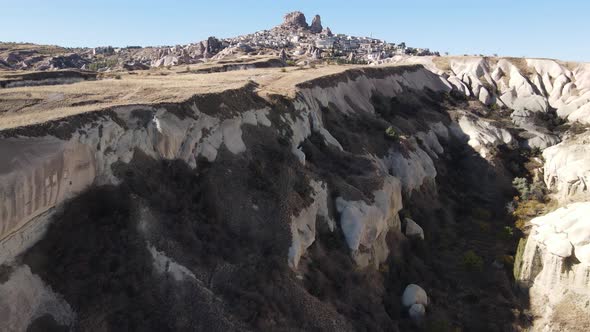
1 0 588 62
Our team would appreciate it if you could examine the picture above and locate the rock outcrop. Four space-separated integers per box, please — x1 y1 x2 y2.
0 266 74 331
335 176 403 267
310 15 323 33
281 11 308 30
392 56 590 150
402 284 428 321
517 202 590 331
404 218 424 240
543 129 590 202
454 111 516 158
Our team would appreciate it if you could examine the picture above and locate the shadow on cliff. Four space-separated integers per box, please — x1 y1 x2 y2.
374 88 533 331
22 121 379 331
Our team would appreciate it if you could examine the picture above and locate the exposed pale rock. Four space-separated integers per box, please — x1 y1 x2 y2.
416 130 444 159
402 284 428 307
347 52 355 63
0 266 74 331
311 48 322 60
543 130 590 202
447 76 470 96
221 119 247 154
149 245 196 281
335 176 403 267
382 139 437 194
0 104 275 263
317 127 343 150
478 86 492 105
511 95 548 113
152 55 179 67
0 137 96 261
396 56 590 129
409 304 426 321
528 202 590 263
288 180 332 269
510 109 560 149
405 218 424 240
455 112 515 158
518 202 590 331
279 49 287 62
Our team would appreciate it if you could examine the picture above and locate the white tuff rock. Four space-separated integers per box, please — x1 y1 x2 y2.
409 304 426 321
335 176 403 267
0 266 74 331
518 202 590 331
543 130 590 202
404 218 424 240
288 180 332 269
402 284 428 307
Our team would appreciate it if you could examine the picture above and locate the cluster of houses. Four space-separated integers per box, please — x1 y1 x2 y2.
222 27 437 63
86 13 439 69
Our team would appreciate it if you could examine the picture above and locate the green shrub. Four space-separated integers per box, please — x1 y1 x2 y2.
472 207 492 221
425 319 452 332
512 177 530 200
88 58 119 71
514 218 526 231
399 209 412 220
462 250 484 271
476 220 491 233
500 226 514 240
384 126 398 140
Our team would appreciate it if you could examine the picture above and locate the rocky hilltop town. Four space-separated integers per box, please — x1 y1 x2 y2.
0 11 437 71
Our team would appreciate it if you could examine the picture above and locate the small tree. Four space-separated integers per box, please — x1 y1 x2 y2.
512 177 530 200
462 250 484 271
385 126 398 140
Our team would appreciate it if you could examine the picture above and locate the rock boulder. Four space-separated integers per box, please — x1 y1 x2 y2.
409 304 426 321
404 218 424 240
402 284 428 307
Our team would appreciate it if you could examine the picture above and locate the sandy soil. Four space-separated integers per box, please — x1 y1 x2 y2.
0 63 373 130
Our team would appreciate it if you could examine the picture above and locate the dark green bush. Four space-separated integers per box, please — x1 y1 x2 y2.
462 250 484 271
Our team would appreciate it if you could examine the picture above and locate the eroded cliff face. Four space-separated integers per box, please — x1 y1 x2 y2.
383 59 590 331
395 56 590 151
0 61 586 331
517 203 590 331
543 130 590 203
